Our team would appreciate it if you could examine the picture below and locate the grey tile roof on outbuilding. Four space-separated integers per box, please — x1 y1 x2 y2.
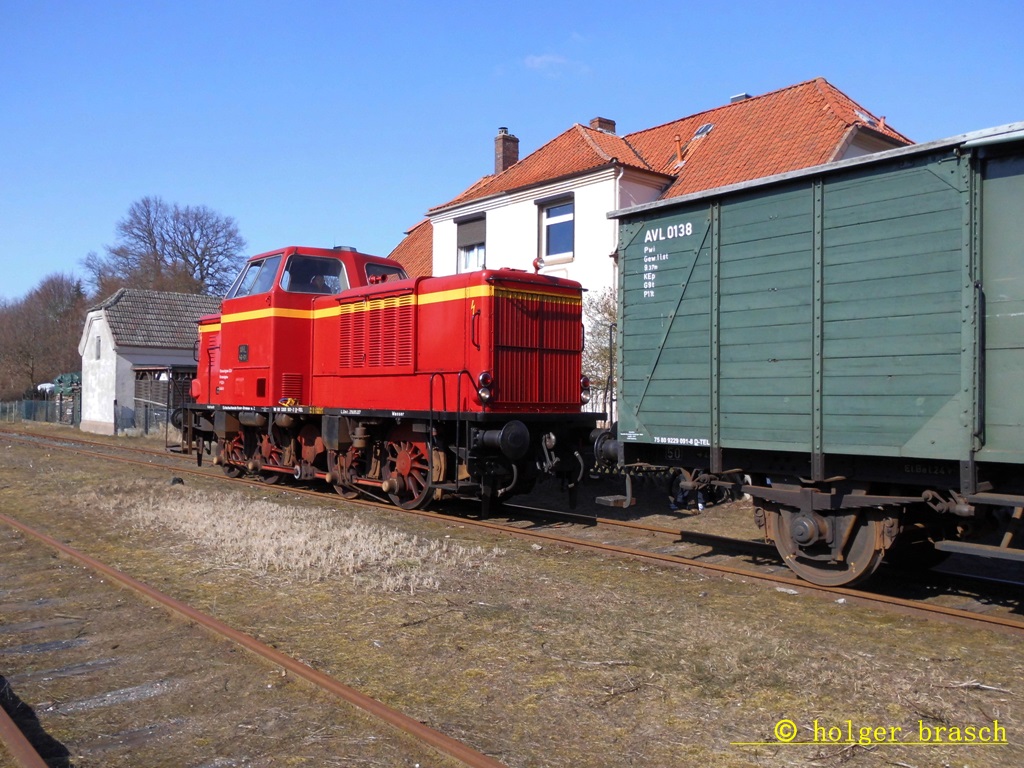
92 289 222 350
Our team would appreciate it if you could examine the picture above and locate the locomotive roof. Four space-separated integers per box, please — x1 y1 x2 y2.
609 121 1024 220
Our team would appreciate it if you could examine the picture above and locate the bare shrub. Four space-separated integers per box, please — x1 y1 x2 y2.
88 482 500 593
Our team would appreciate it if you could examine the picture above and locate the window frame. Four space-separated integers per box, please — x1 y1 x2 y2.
456 215 486 274
538 195 575 266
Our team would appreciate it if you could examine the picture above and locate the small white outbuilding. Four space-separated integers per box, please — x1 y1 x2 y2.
77 289 222 435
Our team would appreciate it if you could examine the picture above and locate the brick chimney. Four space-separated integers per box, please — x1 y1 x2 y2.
589 116 616 134
495 127 519 174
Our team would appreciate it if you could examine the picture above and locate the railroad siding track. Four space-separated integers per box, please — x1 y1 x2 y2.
3 426 1022 636
0 522 480 767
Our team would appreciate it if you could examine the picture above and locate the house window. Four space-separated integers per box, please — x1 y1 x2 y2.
458 243 485 273
542 200 574 264
456 216 486 273
94 336 101 360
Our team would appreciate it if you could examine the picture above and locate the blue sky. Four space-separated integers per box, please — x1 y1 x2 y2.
2 0 1021 302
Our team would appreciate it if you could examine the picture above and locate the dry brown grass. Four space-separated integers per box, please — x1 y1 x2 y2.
80 480 503 593
4 431 1024 767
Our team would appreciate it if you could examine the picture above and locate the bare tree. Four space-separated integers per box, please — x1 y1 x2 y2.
167 203 249 296
0 274 87 399
83 196 246 297
583 285 618 418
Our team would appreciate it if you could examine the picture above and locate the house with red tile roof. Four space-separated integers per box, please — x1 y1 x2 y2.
389 78 911 292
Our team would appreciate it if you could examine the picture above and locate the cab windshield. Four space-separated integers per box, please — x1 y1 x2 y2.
226 254 282 298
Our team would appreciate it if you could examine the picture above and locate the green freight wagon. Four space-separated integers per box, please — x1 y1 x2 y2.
604 122 1024 585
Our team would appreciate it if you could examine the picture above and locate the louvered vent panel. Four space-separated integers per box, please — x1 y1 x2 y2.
338 295 414 370
492 289 581 406
205 332 220 364
338 309 365 368
280 373 303 400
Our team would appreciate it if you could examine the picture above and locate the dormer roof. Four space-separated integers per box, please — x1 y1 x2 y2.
431 78 911 212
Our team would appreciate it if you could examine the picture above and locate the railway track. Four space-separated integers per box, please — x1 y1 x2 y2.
0 509 505 768
4 425 1022 638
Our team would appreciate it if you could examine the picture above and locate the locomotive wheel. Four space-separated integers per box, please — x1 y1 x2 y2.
259 428 286 484
332 446 362 500
221 434 246 478
766 507 890 587
382 425 444 510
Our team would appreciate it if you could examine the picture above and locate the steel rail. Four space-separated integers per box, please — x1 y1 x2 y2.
398 506 1024 635
0 705 49 768
0 512 507 768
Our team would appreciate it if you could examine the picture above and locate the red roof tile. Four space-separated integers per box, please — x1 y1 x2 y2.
388 219 433 277
630 78 911 198
430 124 660 212
432 78 911 210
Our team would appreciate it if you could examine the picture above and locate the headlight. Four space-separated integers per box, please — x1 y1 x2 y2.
478 371 493 402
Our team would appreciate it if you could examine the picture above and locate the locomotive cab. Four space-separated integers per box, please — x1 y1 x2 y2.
201 246 407 408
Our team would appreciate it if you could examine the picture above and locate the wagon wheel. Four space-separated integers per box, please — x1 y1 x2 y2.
382 424 445 510
765 506 892 587
220 433 246 478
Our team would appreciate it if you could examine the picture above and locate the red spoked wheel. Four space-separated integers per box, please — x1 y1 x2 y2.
220 433 246 478
382 424 444 510
258 428 285 484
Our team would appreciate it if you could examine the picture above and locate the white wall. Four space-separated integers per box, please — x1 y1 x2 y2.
79 311 118 434
429 167 664 297
78 310 197 434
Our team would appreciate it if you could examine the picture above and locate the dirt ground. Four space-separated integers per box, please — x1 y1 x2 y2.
2 425 1022 767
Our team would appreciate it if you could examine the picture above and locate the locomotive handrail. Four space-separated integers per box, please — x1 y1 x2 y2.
471 307 481 350
484 274 576 290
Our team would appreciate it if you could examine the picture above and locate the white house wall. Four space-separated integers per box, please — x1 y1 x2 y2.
430 167 664 297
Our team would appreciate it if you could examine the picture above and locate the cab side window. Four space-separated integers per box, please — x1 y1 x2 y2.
365 263 409 285
282 255 348 294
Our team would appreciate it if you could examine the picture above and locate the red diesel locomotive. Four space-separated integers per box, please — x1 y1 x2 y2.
184 245 599 510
